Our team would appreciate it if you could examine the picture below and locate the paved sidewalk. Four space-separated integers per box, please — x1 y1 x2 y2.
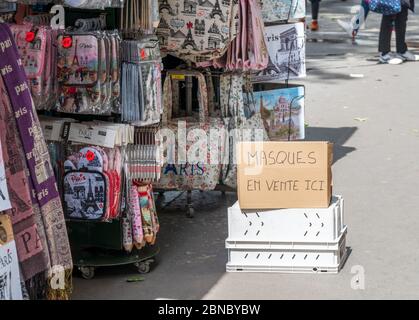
72 1 419 300
204 1 419 300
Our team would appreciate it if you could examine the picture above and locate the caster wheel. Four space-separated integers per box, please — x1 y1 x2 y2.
136 261 151 274
186 206 194 218
79 266 95 280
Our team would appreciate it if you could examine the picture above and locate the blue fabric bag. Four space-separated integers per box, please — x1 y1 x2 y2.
368 0 402 15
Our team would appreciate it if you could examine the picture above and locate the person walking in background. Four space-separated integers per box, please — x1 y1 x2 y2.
309 0 348 31
337 0 370 39
379 0 418 64
309 0 321 31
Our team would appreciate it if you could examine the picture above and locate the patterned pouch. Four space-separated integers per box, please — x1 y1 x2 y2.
220 74 269 189
100 34 112 114
56 32 102 114
157 0 239 62
129 185 145 249
244 0 268 70
10 24 54 109
213 0 268 71
259 0 306 23
101 147 122 219
63 146 115 221
63 170 109 221
138 184 159 245
156 70 225 191
110 32 121 112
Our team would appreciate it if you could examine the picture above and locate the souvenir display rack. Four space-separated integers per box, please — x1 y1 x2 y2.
0 0 307 297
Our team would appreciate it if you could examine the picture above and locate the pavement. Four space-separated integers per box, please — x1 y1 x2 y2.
72 0 419 300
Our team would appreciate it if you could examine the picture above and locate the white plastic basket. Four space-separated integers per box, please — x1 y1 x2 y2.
226 228 348 274
228 196 345 243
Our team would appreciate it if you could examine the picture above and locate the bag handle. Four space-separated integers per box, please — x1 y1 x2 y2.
162 70 209 125
244 0 268 71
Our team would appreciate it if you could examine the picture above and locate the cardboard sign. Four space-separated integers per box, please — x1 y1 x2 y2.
237 142 333 209
0 215 13 246
0 140 11 213
0 240 23 300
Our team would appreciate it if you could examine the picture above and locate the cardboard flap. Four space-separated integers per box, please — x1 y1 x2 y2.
0 214 14 246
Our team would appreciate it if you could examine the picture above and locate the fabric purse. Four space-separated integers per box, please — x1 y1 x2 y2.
57 32 102 114
259 0 306 23
155 70 225 191
63 145 122 221
156 0 239 62
121 37 163 125
138 184 159 245
63 170 108 221
212 0 268 71
10 23 57 110
220 74 269 189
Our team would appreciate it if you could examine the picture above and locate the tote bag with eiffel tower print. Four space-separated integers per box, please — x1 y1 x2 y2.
157 0 239 62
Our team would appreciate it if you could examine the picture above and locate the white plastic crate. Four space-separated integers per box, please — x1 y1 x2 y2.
228 196 345 243
226 228 348 274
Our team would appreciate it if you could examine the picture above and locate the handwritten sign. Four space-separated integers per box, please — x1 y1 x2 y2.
0 240 23 300
237 142 333 209
0 139 11 213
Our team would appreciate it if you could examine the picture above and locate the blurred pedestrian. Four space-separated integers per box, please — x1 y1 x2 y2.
309 0 321 31
337 0 370 39
379 0 418 64
309 0 348 31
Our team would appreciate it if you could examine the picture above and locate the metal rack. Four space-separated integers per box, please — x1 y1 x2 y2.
67 219 159 279
156 62 236 218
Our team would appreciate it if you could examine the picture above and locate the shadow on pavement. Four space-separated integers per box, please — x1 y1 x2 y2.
306 126 358 163
72 190 237 300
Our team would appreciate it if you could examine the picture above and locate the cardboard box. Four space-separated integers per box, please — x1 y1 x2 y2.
0 214 23 300
0 240 23 300
237 141 333 209
0 214 13 246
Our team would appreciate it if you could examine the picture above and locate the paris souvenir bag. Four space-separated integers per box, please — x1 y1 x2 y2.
56 32 104 114
63 146 114 221
156 0 239 62
213 0 268 71
121 37 163 125
259 0 306 23
138 184 159 245
102 147 122 219
10 23 57 110
219 74 269 189
110 31 121 112
155 70 225 191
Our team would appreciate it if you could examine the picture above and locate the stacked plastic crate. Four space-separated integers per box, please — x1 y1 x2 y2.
226 196 348 274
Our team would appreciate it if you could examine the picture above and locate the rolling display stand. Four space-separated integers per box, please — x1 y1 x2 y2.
157 185 235 218
67 219 159 279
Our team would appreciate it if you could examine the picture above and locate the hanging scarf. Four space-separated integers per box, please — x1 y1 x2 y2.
0 74 49 284
0 23 73 300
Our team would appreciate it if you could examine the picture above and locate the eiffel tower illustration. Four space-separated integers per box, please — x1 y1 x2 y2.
159 0 175 15
82 178 99 215
210 0 225 22
258 56 280 76
71 39 79 68
182 22 198 50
